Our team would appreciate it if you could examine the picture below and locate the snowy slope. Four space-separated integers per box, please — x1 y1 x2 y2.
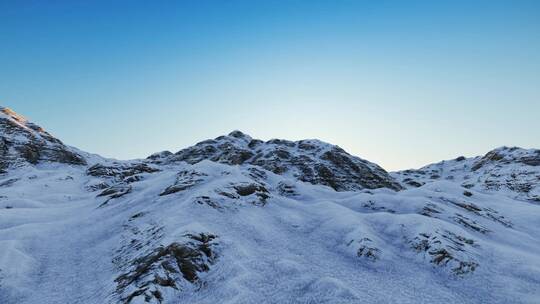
392 147 540 202
0 108 539 304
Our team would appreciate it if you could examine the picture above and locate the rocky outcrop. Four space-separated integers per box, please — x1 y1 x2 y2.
158 165 272 208
348 237 381 262
87 162 160 182
86 162 160 206
409 230 479 276
97 184 132 207
149 131 402 192
114 232 218 304
159 169 208 196
0 107 86 171
393 146 540 202
472 147 540 171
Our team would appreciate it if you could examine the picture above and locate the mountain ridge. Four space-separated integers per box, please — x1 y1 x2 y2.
0 107 86 172
1 106 539 304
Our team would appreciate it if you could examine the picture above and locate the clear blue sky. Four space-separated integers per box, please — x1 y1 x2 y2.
1 0 539 170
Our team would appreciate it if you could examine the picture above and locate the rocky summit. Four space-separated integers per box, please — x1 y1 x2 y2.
392 146 540 202
1 107 539 304
0 107 86 172
149 130 402 192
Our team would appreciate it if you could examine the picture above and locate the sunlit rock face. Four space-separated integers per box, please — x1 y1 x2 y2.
149 130 402 192
0 107 86 171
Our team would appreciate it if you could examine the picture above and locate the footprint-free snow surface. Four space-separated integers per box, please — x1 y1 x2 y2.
0 107 539 304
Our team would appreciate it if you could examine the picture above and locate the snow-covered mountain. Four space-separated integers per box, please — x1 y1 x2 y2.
0 107 86 172
392 147 540 202
0 107 539 304
149 130 402 192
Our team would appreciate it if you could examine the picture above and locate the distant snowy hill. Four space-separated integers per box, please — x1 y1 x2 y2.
392 147 540 202
0 107 539 304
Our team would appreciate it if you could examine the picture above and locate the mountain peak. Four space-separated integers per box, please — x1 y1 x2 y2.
0 106 57 141
393 145 540 201
0 107 25 122
227 130 252 140
472 146 540 171
0 105 86 170
150 131 402 191
1 109 539 304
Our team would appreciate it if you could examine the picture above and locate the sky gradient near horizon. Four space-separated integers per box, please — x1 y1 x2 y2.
1 0 539 170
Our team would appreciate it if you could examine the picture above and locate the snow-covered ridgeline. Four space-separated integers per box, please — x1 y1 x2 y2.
0 107 539 304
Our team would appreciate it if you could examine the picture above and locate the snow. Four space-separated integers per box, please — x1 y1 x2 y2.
0 107 45 142
0 112 539 304
0 155 539 304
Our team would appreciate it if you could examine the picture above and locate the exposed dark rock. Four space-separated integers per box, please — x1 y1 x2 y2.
129 212 145 220
159 170 208 196
521 155 540 166
216 190 239 200
147 151 173 162
194 196 223 210
530 196 540 203
114 233 218 304
472 150 504 171
0 107 87 169
419 203 444 218
277 181 298 197
440 197 512 228
452 214 490 234
362 200 395 213
98 184 132 206
234 183 267 196
403 178 423 187
244 167 267 182
199 181 273 207
152 131 402 192
85 182 110 192
472 147 540 171
87 163 159 181
123 175 143 184
410 230 478 275
395 147 540 201
228 130 249 139
233 183 270 206
351 238 380 261
18 145 40 164
0 178 19 187
98 184 132 198
462 183 474 189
